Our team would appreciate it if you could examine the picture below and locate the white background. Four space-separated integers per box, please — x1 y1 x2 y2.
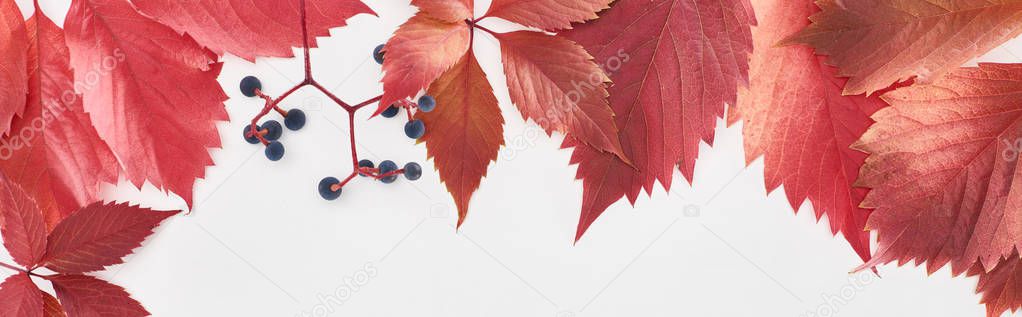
9 0 1020 316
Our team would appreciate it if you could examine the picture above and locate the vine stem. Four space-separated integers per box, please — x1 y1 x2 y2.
0 261 24 273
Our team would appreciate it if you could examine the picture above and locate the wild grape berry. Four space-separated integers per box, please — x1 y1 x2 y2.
358 159 374 177
381 105 400 118
319 177 342 200
404 162 422 181
373 44 386 65
240 76 262 97
378 160 398 184
285 109 306 131
243 124 260 144
404 120 425 139
265 141 285 161
417 96 436 112
262 120 283 141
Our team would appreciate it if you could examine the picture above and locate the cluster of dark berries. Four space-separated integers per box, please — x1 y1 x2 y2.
239 76 307 161
318 160 422 200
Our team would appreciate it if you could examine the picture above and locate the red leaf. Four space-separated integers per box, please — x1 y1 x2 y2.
856 63 1022 274
418 52 504 226
41 291 65 317
562 0 755 239
0 173 47 268
63 0 229 206
786 0 1022 96
972 253 1022 317
484 0 612 31
0 274 42 317
412 0 473 22
0 10 119 230
42 202 179 274
496 31 624 159
0 0 28 136
377 15 470 115
131 0 375 61
48 275 147 317
727 0 883 262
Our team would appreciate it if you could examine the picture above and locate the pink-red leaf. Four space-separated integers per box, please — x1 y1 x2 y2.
377 15 470 115
48 275 147 317
0 0 28 136
131 0 375 61
857 63 1022 274
0 173 47 268
786 0 1022 96
0 10 119 230
972 254 1022 317
418 52 504 227
728 0 883 262
562 0 755 239
496 31 624 160
0 274 42 317
63 0 229 206
41 291 65 317
413 0 473 22
483 0 612 31
42 202 179 274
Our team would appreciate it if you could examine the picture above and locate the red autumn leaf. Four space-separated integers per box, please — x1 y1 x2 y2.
0 9 120 230
497 31 625 160
0 173 47 268
418 52 504 226
42 202 179 274
131 0 375 61
972 253 1022 317
48 275 147 317
562 0 755 239
377 15 471 115
786 0 1022 96
0 0 28 136
0 274 42 317
483 0 612 31
63 0 229 206
412 0 474 22
727 0 884 261
41 291 65 317
856 63 1022 274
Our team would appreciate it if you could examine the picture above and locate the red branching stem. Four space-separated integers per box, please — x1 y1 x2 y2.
348 110 358 166
310 81 353 111
352 95 383 111
300 0 312 80
0 261 24 273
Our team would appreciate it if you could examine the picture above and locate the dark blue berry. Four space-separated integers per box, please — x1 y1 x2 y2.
265 141 285 161
240 76 262 97
373 44 386 65
261 120 283 141
243 124 260 144
378 160 398 184
381 105 400 118
358 159 374 177
285 109 306 131
319 177 342 200
404 162 422 181
404 120 425 139
417 96 436 112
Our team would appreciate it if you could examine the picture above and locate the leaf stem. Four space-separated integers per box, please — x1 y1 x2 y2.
0 261 24 273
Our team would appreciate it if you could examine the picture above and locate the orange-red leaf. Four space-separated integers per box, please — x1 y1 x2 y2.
377 15 470 115
132 0 375 61
787 0 1022 96
418 52 504 227
972 253 1022 317
63 0 229 206
562 0 755 240
42 202 179 274
41 291 65 317
484 0 612 31
413 0 473 22
857 63 1022 274
496 31 624 160
729 0 884 262
0 0 28 136
0 173 47 268
48 275 147 317
0 274 42 317
0 10 119 230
